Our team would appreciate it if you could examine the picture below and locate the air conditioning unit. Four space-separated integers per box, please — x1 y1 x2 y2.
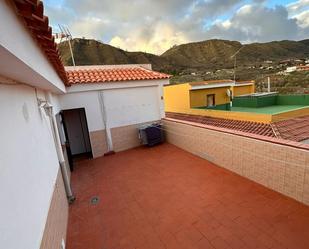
139 123 164 146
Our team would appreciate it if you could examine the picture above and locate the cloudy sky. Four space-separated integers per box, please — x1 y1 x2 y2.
44 0 309 54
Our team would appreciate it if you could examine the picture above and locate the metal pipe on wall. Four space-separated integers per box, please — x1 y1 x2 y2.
45 93 75 203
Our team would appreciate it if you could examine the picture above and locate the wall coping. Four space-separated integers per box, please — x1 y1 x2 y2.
163 117 309 151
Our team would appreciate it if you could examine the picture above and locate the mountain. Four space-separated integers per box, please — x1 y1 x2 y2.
58 38 309 93
161 39 241 69
58 38 172 71
161 39 309 69
58 38 309 72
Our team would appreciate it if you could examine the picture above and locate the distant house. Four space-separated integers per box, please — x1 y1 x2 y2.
286 65 309 73
296 65 309 72
164 79 309 123
164 80 255 112
286 66 297 73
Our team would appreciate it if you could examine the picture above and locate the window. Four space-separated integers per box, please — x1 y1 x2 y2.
207 94 215 107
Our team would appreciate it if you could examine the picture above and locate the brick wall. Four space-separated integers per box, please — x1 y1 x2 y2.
40 169 68 249
163 119 309 205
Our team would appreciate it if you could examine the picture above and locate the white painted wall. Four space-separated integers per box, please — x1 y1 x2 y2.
59 80 167 129
58 79 168 152
58 91 105 132
49 94 62 115
103 86 161 128
0 1 65 93
0 84 60 249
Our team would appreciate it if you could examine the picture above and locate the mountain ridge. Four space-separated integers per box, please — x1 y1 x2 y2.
58 38 309 73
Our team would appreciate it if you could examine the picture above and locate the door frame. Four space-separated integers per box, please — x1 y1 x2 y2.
60 108 93 171
206 94 215 107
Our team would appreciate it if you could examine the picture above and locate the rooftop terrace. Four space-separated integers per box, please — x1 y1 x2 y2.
231 105 306 114
231 94 309 115
67 143 309 249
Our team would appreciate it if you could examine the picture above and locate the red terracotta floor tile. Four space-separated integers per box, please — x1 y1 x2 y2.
66 143 309 249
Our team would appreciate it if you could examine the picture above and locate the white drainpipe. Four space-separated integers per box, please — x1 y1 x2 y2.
98 91 114 152
45 93 75 203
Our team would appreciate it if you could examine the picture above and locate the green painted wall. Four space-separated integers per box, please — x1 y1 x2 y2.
233 95 276 108
257 95 277 107
233 94 309 108
232 97 257 107
277 95 309 105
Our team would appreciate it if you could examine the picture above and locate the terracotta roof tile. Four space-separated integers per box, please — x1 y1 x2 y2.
66 67 170 85
273 115 309 142
166 112 276 138
11 0 68 84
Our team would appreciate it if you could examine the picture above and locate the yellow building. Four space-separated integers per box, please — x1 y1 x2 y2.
164 80 309 123
164 80 255 113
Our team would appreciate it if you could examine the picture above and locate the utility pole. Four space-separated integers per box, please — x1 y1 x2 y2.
229 46 245 110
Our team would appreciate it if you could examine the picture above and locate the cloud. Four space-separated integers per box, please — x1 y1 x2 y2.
294 10 309 28
110 22 189 54
287 0 309 30
200 3 307 43
191 0 245 19
69 17 111 39
44 0 309 54
287 0 309 14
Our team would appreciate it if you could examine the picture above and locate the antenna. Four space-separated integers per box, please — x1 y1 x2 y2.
53 25 76 66
230 46 245 83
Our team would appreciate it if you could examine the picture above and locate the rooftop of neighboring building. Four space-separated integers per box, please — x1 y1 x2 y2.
189 79 234 86
230 105 306 114
166 112 309 143
189 79 254 87
65 64 170 85
165 80 255 88
230 93 309 114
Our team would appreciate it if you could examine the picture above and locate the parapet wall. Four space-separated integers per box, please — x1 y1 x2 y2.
163 118 309 205
233 94 309 108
